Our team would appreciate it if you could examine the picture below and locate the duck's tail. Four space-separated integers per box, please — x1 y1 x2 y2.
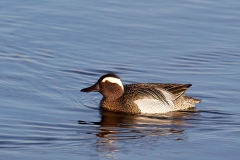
174 95 201 111
188 96 201 104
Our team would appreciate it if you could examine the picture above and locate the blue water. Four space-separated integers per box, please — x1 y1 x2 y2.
1 0 240 159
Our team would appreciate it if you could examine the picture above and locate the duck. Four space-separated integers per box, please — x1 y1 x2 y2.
81 73 201 114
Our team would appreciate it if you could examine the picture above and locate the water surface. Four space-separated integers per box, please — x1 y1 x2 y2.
1 0 240 159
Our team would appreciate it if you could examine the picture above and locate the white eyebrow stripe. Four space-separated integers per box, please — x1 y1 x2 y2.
102 77 124 90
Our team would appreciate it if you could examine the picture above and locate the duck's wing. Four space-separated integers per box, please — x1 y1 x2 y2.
134 87 175 105
132 87 175 113
126 83 191 101
124 84 191 114
161 83 192 99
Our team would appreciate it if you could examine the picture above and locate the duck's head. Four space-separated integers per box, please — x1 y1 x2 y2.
81 73 124 101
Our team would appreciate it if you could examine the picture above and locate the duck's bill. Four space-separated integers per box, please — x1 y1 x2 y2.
80 84 99 92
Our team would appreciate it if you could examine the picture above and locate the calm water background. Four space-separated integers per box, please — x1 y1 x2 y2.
1 0 240 159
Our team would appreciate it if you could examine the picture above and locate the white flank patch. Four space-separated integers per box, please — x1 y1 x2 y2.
102 77 124 90
134 99 174 114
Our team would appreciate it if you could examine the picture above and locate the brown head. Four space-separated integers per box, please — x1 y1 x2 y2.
81 73 124 101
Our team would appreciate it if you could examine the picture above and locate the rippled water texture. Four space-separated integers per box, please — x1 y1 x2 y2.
1 0 240 159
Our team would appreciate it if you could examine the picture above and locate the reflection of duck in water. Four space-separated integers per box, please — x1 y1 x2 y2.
78 109 197 139
81 73 201 114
